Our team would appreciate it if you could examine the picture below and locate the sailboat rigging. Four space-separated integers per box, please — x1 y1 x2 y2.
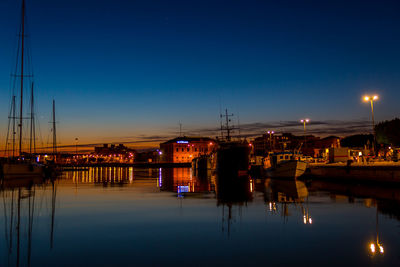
2 0 45 178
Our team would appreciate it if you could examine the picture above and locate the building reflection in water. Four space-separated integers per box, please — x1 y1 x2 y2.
4 167 400 264
263 178 312 224
160 168 214 197
1 176 58 266
63 167 135 186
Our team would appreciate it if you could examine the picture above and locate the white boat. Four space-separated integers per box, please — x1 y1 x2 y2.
264 152 308 179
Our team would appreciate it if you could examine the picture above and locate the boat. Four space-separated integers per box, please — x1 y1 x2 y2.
264 151 307 179
215 139 250 176
2 0 45 178
191 109 250 177
214 109 250 176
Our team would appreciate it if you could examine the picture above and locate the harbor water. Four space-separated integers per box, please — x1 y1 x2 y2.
0 167 399 266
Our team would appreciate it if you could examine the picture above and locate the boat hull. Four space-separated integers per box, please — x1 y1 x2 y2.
266 160 307 179
2 163 45 178
216 141 250 176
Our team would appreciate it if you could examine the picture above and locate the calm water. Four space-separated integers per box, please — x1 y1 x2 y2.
1 167 400 266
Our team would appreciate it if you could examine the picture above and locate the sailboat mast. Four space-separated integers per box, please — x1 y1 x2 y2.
19 0 26 156
52 100 57 157
30 82 34 154
12 96 16 157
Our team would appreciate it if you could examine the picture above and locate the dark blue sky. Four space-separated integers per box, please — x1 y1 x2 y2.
0 0 399 148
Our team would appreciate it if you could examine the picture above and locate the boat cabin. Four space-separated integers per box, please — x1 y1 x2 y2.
267 152 301 168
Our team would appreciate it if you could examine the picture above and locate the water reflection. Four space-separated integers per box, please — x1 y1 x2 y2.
160 168 214 198
0 168 399 266
1 177 57 266
63 167 135 185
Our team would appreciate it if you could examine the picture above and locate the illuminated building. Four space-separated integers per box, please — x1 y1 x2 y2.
160 137 215 163
93 144 136 163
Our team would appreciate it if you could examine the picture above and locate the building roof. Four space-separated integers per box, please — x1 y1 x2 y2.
160 136 215 145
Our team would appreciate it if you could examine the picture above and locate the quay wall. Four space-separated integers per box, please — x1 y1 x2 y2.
56 162 191 168
307 163 400 183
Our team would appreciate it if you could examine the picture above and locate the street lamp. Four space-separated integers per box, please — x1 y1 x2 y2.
368 207 384 256
363 95 378 151
75 138 78 161
267 131 274 151
300 119 310 147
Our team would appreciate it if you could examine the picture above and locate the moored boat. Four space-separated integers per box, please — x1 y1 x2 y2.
216 140 250 176
1 0 45 178
2 161 45 178
264 152 307 179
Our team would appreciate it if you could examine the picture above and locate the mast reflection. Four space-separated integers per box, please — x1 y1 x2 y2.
215 172 253 236
1 176 58 266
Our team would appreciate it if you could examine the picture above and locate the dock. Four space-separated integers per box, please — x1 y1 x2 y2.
306 162 400 183
56 162 191 169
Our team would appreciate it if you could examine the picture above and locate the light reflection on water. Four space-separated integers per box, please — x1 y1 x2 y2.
0 167 399 266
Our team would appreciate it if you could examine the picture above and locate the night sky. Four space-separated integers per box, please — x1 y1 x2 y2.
0 0 399 150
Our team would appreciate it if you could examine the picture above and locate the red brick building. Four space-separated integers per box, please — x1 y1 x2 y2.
160 137 216 163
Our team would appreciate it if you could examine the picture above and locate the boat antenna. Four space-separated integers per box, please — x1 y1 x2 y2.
220 109 235 141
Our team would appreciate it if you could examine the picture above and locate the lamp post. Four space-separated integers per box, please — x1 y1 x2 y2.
267 131 274 151
369 207 384 256
363 95 378 151
75 138 78 161
300 119 310 147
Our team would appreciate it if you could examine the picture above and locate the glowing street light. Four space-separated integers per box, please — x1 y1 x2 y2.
75 137 79 161
267 131 274 151
363 95 379 151
368 206 384 256
300 119 310 146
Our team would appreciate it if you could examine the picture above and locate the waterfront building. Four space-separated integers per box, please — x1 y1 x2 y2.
160 136 216 163
93 144 136 163
302 136 341 157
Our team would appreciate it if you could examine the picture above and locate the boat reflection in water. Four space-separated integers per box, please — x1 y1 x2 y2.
215 172 254 236
1 175 58 266
263 178 312 224
2 168 400 265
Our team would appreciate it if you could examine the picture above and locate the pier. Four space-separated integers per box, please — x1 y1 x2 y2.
306 162 400 183
55 162 191 169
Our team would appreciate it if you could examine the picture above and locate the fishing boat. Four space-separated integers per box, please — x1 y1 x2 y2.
264 151 307 179
2 0 45 178
191 109 250 177
214 109 250 176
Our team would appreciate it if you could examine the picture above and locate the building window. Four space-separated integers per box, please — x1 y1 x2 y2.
176 148 178 152
187 148 189 152
182 148 184 152
195 148 197 152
